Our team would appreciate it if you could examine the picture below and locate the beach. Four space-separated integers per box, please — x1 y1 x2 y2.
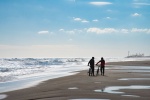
1 60 150 100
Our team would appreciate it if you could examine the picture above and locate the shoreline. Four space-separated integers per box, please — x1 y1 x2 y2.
107 60 150 66
2 60 150 100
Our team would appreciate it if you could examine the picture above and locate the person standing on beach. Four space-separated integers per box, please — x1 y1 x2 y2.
96 57 105 76
88 57 95 76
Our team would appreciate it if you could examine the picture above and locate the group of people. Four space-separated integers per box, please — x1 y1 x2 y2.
88 57 105 76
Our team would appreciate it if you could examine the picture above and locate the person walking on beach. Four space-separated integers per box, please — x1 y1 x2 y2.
88 57 95 76
96 57 105 76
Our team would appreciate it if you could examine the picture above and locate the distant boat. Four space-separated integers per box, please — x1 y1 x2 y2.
126 51 150 58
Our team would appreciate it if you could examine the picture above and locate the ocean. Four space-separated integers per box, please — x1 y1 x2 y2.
0 57 150 93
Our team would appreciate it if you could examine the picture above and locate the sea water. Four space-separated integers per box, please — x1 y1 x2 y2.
0 57 150 93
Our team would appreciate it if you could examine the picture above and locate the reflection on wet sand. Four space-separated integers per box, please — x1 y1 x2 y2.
108 66 150 72
0 94 7 100
122 95 140 97
68 87 78 89
118 78 150 80
94 85 150 94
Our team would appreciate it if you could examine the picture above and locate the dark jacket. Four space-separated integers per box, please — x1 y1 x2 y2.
88 58 95 67
96 59 105 67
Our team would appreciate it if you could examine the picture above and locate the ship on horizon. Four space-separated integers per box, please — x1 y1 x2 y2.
126 51 150 58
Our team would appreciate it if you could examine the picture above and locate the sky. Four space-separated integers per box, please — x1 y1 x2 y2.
0 0 150 58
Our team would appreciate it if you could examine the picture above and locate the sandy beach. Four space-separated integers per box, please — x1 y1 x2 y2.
2 60 150 100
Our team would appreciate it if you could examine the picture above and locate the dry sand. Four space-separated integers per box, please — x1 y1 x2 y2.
2 60 150 100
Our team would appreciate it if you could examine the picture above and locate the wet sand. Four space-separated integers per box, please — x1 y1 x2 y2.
2 60 150 100
107 60 150 66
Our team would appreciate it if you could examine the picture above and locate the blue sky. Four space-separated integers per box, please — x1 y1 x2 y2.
0 0 150 57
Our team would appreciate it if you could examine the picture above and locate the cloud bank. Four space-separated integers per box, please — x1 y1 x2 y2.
86 27 150 34
58 28 150 34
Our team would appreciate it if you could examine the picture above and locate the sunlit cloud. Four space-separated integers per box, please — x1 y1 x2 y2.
73 17 82 21
59 29 76 34
106 17 111 19
73 17 89 23
89 2 112 6
59 29 65 31
87 28 118 34
121 29 129 33
86 27 150 34
92 19 99 22
133 0 150 8
38 31 49 34
59 29 75 34
131 13 141 17
81 20 89 23
131 28 150 34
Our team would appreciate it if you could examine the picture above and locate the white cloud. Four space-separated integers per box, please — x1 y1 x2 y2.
59 29 65 31
131 13 141 17
38 31 49 34
103 17 112 20
133 0 150 8
73 17 89 23
73 17 82 21
86 27 150 34
58 28 150 35
81 20 89 23
92 19 99 22
106 17 111 19
89 2 112 6
66 30 75 34
87 27 118 34
121 29 129 33
131 28 150 34
59 29 75 34
59 29 77 34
